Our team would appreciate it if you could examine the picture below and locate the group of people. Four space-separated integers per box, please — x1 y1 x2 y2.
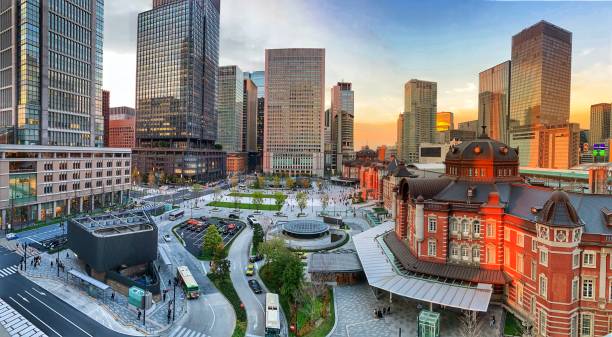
374 306 392 319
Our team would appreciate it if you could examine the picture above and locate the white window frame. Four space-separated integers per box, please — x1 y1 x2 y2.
539 248 548 267
517 233 524 247
582 278 594 300
572 251 580 269
539 274 547 299
428 216 437 233
486 223 494 238
516 282 523 305
472 220 480 238
571 277 579 301
531 259 537 280
570 314 578 337
427 240 436 257
461 245 469 260
487 246 495 264
461 219 469 235
581 313 593 337
517 253 524 274
504 228 510 241
472 246 480 262
531 237 537 252
582 251 596 268
539 310 547 336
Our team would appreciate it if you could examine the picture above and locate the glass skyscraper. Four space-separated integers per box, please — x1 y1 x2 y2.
217 65 243 153
331 82 354 171
134 0 225 182
0 0 104 147
398 79 437 163
478 61 511 144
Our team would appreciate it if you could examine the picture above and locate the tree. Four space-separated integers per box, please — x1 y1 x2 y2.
213 259 231 277
320 193 329 215
273 192 285 211
273 175 280 188
257 176 265 189
259 238 288 264
296 191 308 215
286 176 295 190
147 170 156 187
281 254 304 302
252 222 264 253
458 310 483 337
202 226 224 258
252 191 264 212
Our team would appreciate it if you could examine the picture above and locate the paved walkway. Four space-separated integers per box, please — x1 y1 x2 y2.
330 283 502 337
0 298 48 337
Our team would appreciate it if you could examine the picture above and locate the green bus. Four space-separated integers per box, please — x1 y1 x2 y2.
177 266 199 299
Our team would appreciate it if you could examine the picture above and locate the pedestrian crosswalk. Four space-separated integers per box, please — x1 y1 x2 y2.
168 326 211 337
0 265 18 278
0 298 48 337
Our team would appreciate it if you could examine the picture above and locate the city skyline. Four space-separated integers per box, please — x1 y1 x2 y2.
103 0 612 148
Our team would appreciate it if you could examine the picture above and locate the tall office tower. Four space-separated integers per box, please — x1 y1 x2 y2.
589 103 611 146
134 0 225 182
217 65 244 153
399 79 437 163
331 82 355 171
242 78 257 153
324 109 333 174
478 61 511 144
245 71 265 171
0 0 104 147
103 90 110 146
264 48 325 176
0 0 131 228
107 106 136 148
509 21 572 167
396 113 404 160
436 112 454 132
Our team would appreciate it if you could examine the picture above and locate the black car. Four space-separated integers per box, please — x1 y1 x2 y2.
200 216 208 222
248 279 262 294
228 214 239 219
249 255 263 263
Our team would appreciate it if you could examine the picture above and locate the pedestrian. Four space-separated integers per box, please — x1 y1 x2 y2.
383 307 387 316
168 279 171 287
51 261 53 267
137 310 141 321
66 252 69 258
163 292 166 302
167 310 171 324
111 292 115 301
387 306 391 315
373 309 377 319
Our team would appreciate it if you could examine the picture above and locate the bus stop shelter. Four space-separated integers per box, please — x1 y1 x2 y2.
67 269 111 299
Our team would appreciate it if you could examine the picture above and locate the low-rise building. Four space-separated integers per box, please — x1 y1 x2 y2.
0 145 131 230
227 152 247 176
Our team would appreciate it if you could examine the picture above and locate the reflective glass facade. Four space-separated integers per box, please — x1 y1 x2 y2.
136 0 219 147
0 0 103 147
478 61 510 144
399 79 437 163
509 21 571 129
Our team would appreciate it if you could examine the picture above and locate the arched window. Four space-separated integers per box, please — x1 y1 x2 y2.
461 245 468 260
451 245 459 258
473 220 481 237
450 218 458 233
461 219 469 234
472 246 480 260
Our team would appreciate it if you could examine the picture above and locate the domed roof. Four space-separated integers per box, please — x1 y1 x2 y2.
445 134 518 162
356 146 376 159
538 190 581 227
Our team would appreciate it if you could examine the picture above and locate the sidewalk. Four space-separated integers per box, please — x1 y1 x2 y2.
20 249 187 336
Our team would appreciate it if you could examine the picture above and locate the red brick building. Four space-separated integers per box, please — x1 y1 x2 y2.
108 118 136 148
226 152 247 176
387 133 612 337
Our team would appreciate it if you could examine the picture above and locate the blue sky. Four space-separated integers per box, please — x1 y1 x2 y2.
104 0 612 147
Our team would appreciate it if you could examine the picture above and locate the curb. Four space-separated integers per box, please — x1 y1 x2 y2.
325 287 338 337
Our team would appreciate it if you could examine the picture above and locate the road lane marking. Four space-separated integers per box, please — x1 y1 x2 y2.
24 290 93 337
31 287 46 296
9 297 61 337
17 294 30 303
207 300 216 331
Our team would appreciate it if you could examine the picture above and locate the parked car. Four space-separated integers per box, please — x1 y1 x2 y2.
245 263 255 276
248 279 262 294
199 216 208 222
249 255 263 263
228 214 239 219
5 233 17 240
163 234 172 242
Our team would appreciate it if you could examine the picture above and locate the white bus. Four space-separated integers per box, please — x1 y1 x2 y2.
169 210 185 221
176 266 199 299
265 293 281 337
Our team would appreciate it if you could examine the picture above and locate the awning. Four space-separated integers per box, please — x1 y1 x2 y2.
158 246 172 266
353 222 492 312
68 269 110 291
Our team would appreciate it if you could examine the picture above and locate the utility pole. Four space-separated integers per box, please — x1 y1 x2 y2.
172 277 177 321
143 277 147 327
23 243 27 272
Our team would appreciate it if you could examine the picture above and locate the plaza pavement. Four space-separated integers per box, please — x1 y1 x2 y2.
329 283 503 337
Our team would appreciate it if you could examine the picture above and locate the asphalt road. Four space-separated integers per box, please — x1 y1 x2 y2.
0 247 133 337
157 215 235 337
228 226 266 336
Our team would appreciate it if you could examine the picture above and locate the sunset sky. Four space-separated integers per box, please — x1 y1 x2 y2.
104 0 612 149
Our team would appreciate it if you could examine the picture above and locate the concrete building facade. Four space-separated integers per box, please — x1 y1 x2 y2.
398 80 437 163
218 65 244 153
589 103 612 148
263 48 325 176
331 82 355 172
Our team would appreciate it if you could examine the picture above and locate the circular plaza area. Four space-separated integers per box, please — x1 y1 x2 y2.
282 220 330 238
